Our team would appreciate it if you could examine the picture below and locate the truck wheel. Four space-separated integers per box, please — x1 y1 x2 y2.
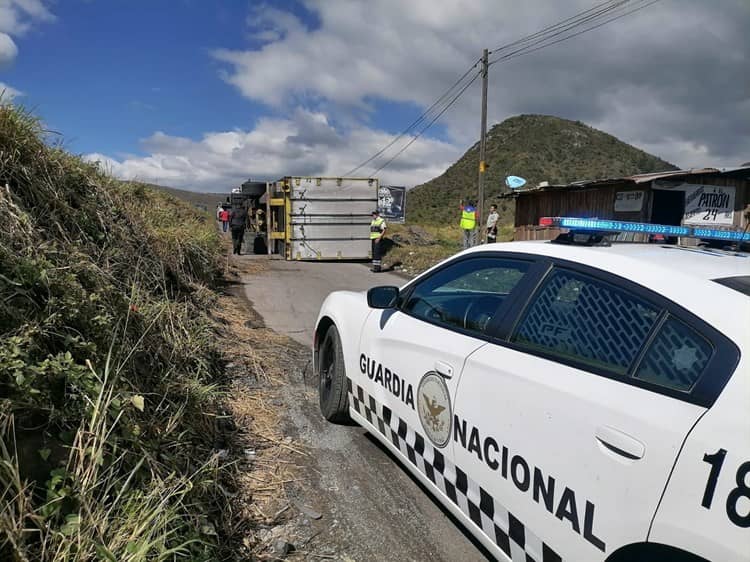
318 325 350 423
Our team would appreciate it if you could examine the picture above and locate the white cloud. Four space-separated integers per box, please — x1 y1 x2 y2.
0 0 55 65
0 0 55 33
95 0 750 191
0 32 17 66
0 80 22 100
213 0 481 109
245 4 306 44
212 0 749 166
86 108 460 190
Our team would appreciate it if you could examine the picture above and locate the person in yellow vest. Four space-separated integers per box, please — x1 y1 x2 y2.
459 199 478 249
370 210 387 272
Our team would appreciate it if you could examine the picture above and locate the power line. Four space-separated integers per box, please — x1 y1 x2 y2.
488 0 629 55
353 0 660 177
362 2 630 177
490 0 657 65
489 1 633 63
489 0 660 66
369 70 482 177
344 59 481 176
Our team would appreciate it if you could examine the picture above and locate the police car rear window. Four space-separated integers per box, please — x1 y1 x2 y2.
633 315 713 392
512 269 660 375
714 275 750 296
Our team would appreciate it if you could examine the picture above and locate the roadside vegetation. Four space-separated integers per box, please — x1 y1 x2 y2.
383 223 514 276
0 105 234 560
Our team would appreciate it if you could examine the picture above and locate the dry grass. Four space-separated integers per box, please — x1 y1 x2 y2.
0 104 232 560
384 223 514 276
211 258 311 558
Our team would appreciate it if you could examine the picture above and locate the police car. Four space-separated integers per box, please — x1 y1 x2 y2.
313 218 750 562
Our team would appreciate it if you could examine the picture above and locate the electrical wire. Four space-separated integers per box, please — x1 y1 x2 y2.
344 59 481 177
369 70 482 177
489 0 661 66
490 0 656 65
488 0 629 55
351 0 660 177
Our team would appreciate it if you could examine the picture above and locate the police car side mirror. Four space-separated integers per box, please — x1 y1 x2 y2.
367 286 399 309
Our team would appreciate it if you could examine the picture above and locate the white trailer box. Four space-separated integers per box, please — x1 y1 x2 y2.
267 177 378 260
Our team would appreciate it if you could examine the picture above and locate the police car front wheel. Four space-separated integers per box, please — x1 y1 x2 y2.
318 325 350 423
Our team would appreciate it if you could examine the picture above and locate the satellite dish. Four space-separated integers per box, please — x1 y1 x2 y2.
505 176 527 189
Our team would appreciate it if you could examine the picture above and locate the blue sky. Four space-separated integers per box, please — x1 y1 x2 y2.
1 1 747 191
4 1 311 155
2 0 437 167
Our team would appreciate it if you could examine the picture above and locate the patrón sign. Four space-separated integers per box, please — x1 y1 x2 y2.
683 184 735 226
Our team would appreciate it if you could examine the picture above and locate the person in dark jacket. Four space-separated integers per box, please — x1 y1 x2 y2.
229 206 248 255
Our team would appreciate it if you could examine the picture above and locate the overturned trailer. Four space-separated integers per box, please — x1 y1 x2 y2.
266 177 378 260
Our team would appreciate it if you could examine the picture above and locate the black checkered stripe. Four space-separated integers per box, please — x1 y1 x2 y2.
347 377 563 562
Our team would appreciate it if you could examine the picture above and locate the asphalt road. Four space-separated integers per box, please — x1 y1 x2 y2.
243 259 406 347
240 257 489 561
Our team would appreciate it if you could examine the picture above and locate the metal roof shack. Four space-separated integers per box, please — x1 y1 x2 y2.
502 167 750 242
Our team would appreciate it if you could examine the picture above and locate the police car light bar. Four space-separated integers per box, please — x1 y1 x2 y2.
538 217 750 243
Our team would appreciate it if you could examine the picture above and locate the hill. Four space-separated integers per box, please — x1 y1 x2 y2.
406 114 677 225
146 183 226 212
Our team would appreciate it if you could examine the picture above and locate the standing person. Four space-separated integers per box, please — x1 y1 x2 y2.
486 204 500 244
370 210 387 272
256 208 266 232
459 199 478 249
229 206 248 255
219 207 230 233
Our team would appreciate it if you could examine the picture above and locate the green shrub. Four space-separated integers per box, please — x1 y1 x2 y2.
0 104 228 560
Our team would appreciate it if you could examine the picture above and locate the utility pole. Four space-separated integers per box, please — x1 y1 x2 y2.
477 48 489 245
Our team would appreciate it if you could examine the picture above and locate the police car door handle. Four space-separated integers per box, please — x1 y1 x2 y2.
434 361 454 379
595 426 645 460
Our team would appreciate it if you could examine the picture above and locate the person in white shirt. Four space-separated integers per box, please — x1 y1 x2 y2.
486 204 499 243
369 210 387 272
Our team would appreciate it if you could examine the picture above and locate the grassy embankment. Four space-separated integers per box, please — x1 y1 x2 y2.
384 223 514 276
0 105 235 560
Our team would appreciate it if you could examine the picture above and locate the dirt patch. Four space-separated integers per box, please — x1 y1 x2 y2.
388 224 438 247
380 224 458 277
383 223 515 277
215 256 327 560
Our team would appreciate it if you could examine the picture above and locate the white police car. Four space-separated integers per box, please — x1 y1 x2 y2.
313 219 750 562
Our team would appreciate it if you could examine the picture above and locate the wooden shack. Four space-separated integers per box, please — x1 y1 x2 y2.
504 167 750 242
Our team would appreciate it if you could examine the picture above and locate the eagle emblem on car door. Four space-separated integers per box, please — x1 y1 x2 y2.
417 372 452 448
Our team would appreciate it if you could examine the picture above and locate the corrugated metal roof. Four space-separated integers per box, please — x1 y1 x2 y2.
628 167 724 183
503 166 750 197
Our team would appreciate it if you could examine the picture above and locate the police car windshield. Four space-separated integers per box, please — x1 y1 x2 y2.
713 276 750 297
